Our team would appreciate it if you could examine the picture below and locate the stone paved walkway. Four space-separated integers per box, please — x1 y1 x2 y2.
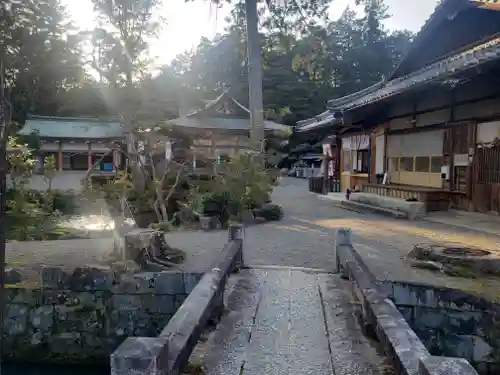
193 268 391 375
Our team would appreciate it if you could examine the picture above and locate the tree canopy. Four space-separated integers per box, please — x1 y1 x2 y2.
0 0 413 128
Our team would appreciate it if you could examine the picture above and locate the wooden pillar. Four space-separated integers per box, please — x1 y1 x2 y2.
113 150 121 169
337 135 344 192
368 134 374 184
336 135 342 177
467 121 477 210
383 127 388 175
57 141 63 171
87 142 92 170
322 154 329 194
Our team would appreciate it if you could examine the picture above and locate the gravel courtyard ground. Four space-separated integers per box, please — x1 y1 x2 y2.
171 177 500 299
172 178 500 268
8 177 500 298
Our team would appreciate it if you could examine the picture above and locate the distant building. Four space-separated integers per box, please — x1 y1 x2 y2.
166 90 289 172
16 115 126 191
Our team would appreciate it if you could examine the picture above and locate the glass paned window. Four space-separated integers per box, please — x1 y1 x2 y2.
430 156 443 173
415 157 430 172
343 150 351 172
400 157 414 172
388 157 399 172
357 150 369 173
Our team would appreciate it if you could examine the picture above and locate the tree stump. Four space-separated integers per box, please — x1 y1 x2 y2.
124 228 185 271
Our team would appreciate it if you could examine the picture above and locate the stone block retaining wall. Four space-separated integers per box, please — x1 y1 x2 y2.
381 281 500 375
335 228 480 375
4 266 202 363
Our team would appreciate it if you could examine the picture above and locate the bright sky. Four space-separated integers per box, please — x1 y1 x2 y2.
62 0 438 67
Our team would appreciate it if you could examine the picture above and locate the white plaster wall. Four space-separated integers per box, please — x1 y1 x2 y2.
62 142 88 152
375 134 385 174
387 130 443 157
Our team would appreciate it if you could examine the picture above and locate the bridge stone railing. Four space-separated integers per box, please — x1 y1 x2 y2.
335 228 480 375
111 224 244 375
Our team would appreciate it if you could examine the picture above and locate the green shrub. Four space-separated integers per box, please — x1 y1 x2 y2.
255 203 283 221
201 191 237 224
51 190 79 214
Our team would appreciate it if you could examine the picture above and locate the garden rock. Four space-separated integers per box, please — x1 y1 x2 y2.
41 266 69 288
69 265 116 290
5 268 22 284
199 216 220 231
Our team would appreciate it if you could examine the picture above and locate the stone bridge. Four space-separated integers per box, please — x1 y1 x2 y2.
5 178 497 374
110 225 482 375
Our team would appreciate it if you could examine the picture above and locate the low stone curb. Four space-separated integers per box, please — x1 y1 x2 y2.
335 228 480 375
318 191 500 241
341 200 410 219
110 224 244 375
312 192 411 219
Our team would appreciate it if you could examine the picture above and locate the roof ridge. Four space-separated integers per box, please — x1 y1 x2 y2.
28 115 121 123
186 89 250 117
340 34 500 111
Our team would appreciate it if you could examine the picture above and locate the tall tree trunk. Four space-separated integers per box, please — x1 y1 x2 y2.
0 60 7 371
245 0 265 152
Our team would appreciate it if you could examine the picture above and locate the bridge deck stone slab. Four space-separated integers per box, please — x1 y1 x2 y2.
196 268 388 375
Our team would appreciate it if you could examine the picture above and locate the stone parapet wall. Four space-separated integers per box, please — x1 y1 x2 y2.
335 228 480 375
111 224 244 375
4 265 202 363
381 280 500 375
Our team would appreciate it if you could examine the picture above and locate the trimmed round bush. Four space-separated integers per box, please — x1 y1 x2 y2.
255 203 283 221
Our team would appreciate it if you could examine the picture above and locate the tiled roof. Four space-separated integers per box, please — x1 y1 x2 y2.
185 90 251 118
390 0 500 80
389 0 472 80
19 116 125 139
331 35 500 112
326 81 386 108
169 89 290 132
295 110 340 132
167 116 290 132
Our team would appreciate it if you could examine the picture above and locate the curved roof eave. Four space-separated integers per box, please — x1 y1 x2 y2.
327 81 386 109
335 35 500 113
296 117 342 133
295 110 340 132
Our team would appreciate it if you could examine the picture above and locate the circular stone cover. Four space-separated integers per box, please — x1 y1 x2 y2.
409 243 500 275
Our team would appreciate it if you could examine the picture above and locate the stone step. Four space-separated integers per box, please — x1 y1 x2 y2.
341 199 410 219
